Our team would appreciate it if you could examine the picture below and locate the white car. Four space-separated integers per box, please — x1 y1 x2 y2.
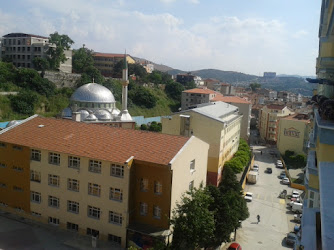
282 177 290 185
277 162 283 168
244 192 253 202
252 164 259 172
291 190 300 198
277 160 282 165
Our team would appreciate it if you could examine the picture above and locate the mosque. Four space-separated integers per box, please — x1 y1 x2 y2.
61 57 135 129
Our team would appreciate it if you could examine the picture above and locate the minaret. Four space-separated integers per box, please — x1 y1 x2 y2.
118 52 133 121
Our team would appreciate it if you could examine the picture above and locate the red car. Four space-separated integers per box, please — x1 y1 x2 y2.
228 242 242 250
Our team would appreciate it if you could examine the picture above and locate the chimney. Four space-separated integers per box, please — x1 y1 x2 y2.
72 112 81 122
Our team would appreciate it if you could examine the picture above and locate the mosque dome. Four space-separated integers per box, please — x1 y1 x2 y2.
61 107 72 118
94 110 112 121
78 109 90 121
84 113 98 121
70 83 115 103
5 120 20 128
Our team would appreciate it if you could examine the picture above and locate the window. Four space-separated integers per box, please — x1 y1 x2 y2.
68 156 80 169
140 178 148 192
48 174 60 187
140 202 148 216
189 180 194 190
190 159 195 172
48 196 59 208
11 165 23 172
89 160 101 173
153 205 161 219
27 47 30 52
67 200 79 214
88 183 101 197
13 186 23 192
13 145 22 151
111 164 124 178
48 217 59 225
67 178 79 192
0 142 6 148
154 181 162 195
0 183 7 188
110 188 123 201
31 211 41 217
31 191 41 203
67 222 79 232
0 163 6 168
88 205 101 219
86 228 99 237
109 211 122 225
30 170 41 182
49 152 60 165
108 234 121 245
31 149 41 161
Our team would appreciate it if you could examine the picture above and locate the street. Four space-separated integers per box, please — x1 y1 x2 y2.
235 142 298 249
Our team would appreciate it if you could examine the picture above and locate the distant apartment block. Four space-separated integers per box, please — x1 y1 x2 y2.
220 83 235 96
0 33 72 73
263 72 276 78
92 53 135 77
0 115 209 248
162 101 242 186
259 104 294 144
181 88 221 110
176 73 195 85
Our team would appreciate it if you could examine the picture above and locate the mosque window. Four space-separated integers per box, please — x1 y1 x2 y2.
111 164 124 178
89 160 101 173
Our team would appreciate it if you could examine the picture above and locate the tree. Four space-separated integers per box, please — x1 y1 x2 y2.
249 82 261 92
10 90 39 115
170 185 215 249
102 79 123 102
32 57 50 77
129 86 157 108
72 47 95 73
77 65 104 87
165 81 184 101
129 63 147 79
184 81 196 90
47 32 74 70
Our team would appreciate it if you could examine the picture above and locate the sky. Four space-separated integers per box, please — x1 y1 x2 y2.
0 0 321 76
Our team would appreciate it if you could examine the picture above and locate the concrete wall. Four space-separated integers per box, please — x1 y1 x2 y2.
43 71 81 88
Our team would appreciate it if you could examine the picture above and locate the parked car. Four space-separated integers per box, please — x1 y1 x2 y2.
252 164 259 171
285 232 298 246
276 162 284 168
294 214 302 223
291 190 300 198
244 192 253 202
228 242 242 250
277 160 282 165
282 177 290 185
280 172 286 179
266 167 272 174
292 202 303 213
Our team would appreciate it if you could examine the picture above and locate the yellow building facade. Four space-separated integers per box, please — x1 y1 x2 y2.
162 101 242 185
0 115 209 249
277 114 311 156
259 104 294 144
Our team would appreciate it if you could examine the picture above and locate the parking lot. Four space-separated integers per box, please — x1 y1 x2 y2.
235 145 301 249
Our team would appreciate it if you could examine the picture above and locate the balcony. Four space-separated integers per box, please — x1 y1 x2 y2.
269 130 276 134
315 110 334 146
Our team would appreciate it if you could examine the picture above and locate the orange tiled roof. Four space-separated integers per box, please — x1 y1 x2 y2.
211 95 251 104
0 116 190 165
183 88 221 95
93 53 127 58
267 104 285 110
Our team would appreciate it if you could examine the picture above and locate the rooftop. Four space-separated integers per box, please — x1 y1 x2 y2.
211 95 251 104
266 104 286 110
283 113 310 123
0 116 190 165
3 33 48 39
183 88 221 95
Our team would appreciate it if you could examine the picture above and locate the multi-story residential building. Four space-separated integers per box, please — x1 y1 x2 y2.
300 1 334 249
176 73 195 85
0 115 209 248
181 88 221 110
92 53 135 77
161 101 242 186
0 33 72 73
276 113 311 156
220 83 235 96
204 78 221 90
211 96 251 140
258 104 294 144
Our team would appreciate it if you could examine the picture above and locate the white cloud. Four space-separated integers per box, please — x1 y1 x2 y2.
187 0 200 4
292 30 308 38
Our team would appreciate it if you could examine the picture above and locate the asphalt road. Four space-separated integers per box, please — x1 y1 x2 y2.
235 143 298 250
